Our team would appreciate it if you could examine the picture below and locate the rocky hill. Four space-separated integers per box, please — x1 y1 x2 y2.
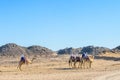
57 46 111 55
112 46 120 53
0 43 56 57
57 47 82 55
81 46 110 55
0 43 120 57
27 45 54 56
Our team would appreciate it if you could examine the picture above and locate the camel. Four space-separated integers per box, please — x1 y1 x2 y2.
74 56 83 68
69 56 76 68
17 57 36 71
69 56 83 68
82 55 94 68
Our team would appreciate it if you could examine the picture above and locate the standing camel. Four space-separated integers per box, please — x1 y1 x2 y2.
74 56 83 68
69 56 83 68
17 57 36 71
69 56 76 68
82 55 94 68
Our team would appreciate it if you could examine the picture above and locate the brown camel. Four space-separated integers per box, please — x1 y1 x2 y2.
69 56 83 68
74 56 83 68
17 57 36 71
82 55 94 68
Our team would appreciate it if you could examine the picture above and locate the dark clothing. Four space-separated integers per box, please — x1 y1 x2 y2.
21 57 25 63
82 53 85 58
82 53 88 58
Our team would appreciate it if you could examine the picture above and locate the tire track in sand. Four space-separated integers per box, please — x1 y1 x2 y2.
93 70 120 80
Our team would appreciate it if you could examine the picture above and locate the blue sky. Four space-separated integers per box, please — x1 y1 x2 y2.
0 0 120 50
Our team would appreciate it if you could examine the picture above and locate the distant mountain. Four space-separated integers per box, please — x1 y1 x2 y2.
81 46 110 55
57 47 82 55
57 46 111 55
112 45 120 52
0 43 26 56
27 45 54 56
0 43 56 57
0 43 120 57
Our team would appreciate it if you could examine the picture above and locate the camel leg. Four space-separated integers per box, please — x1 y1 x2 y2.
18 61 24 71
17 64 22 71
78 61 81 68
74 61 77 68
87 62 89 69
69 60 73 68
71 61 75 68
73 62 76 68
71 62 73 68
80 59 84 69
19 64 22 71
79 61 83 69
71 62 74 68
80 60 83 69
87 61 91 69
69 60 71 68
78 62 80 68
89 62 92 68
83 61 86 69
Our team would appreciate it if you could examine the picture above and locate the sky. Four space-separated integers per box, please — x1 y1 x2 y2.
0 0 120 51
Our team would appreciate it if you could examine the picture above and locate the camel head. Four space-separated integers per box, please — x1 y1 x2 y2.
88 55 94 62
30 57 36 63
25 57 36 64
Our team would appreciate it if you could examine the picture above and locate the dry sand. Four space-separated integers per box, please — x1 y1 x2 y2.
0 53 120 80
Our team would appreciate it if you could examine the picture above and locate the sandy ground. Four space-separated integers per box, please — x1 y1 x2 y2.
0 53 120 80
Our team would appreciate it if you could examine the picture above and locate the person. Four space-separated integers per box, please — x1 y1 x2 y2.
20 54 26 63
82 52 88 59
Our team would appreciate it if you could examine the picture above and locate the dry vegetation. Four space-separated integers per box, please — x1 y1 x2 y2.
0 53 120 80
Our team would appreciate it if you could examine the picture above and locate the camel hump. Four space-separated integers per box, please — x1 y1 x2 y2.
26 58 32 63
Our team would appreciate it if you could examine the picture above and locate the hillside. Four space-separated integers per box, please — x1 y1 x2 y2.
0 43 56 57
57 47 82 55
57 46 112 55
112 45 120 53
0 43 120 57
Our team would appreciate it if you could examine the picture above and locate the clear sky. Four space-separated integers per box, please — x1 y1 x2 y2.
0 0 120 51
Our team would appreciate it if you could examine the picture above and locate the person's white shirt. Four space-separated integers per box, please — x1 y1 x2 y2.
21 54 24 58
